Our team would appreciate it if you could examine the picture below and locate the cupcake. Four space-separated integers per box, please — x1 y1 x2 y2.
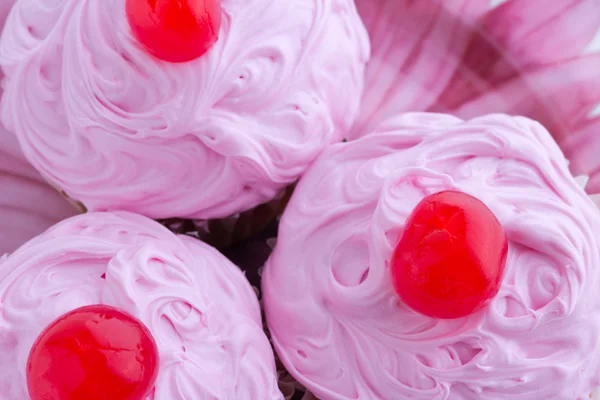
0 0 369 245
0 211 283 399
263 113 600 399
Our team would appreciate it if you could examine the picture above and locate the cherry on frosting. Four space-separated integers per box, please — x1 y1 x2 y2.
126 0 222 63
391 190 508 319
27 305 159 400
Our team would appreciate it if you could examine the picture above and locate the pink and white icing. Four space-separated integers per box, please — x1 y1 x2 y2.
0 0 369 220
0 212 283 399
263 113 600 399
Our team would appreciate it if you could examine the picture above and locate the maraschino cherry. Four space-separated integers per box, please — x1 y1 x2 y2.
27 305 159 400
391 190 508 319
126 0 222 63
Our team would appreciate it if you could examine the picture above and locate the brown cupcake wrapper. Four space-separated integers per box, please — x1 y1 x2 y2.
159 184 295 250
53 182 294 250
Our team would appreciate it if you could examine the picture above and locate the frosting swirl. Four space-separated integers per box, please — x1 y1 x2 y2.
263 113 600 399
0 0 76 256
0 0 369 219
0 212 283 399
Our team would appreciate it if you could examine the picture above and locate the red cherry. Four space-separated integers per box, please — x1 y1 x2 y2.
126 0 222 63
27 305 159 400
391 191 508 319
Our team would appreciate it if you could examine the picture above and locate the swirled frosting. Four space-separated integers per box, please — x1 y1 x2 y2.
0 0 369 220
263 113 600 399
0 0 76 256
0 212 283 399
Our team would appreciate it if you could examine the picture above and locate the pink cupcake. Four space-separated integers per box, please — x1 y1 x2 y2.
263 113 600 399
0 211 283 399
0 0 368 233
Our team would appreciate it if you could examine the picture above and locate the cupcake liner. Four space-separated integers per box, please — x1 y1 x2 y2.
52 183 294 250
159 185 295 250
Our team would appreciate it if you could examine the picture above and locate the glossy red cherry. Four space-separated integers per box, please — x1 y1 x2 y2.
27 305 159 400
126 0 222 63
391 191 508 319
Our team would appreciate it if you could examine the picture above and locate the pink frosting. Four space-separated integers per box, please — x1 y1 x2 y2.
0 0 369 220
263 113 600 399
0 0 76 256
0 212 283 399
